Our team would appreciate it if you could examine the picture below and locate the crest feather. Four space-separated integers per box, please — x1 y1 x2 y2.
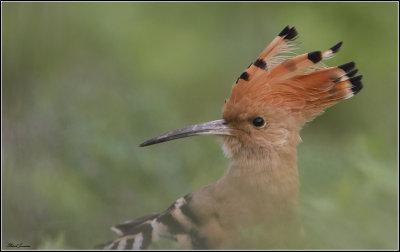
224 26 363 123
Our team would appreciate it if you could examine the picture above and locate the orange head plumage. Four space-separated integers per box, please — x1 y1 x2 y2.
221 26 362 155
140 26 363 156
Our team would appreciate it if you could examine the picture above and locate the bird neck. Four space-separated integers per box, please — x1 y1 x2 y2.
213 134 304 245
222 134 301 204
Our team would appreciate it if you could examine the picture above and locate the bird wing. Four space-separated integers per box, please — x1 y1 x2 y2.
103 194 209 249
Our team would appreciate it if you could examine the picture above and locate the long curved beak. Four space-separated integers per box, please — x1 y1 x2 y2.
139 119 231 147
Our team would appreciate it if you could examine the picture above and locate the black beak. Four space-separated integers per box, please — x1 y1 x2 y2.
140 119 231 147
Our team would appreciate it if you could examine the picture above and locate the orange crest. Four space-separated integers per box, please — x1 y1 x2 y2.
223 26 363 125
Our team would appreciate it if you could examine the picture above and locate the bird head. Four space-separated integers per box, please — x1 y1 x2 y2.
140 26 362 159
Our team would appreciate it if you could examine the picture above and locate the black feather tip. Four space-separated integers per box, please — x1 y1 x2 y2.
330 41 343 53
253 58 267 69
284 27 298 40
239 71 249 81
278 25 290 37
346 69 358 78
308 51 322 63
349 75 363 94
338 62 355 72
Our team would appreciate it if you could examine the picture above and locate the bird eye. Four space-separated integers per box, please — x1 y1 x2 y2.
252 117 265 127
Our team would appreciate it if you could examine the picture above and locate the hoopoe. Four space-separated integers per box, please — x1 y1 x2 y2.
103 26 363 250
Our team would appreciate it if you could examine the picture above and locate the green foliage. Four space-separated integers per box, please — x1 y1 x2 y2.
2 2 398 249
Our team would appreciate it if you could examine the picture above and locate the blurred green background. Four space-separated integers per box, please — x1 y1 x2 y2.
2 2 398 250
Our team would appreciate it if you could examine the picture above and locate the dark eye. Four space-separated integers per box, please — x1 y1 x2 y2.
252 117 265 127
